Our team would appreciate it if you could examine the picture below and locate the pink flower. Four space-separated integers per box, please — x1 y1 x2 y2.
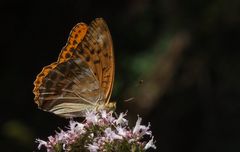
133 115 143 134
36 110 156 151
48 136 57 145
68 120 85 134
104 127 123 141
56 130 69 141
114 112 128 125
116 126 127 137
87 143 99 152
36 139 47 150
85 111 99 124
139 122 152 136
133 115 152 137
144 136 156 150
101 110 107 119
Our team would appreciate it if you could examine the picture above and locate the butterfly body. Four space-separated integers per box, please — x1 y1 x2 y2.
33 18 115 118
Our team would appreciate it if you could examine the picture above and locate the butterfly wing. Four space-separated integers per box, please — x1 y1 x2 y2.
33 18 114 118
72 18 114 103
34 23 88 94
58 23 88 63
33 58 104 118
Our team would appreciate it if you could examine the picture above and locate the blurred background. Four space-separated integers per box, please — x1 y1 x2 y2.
1 0 240 151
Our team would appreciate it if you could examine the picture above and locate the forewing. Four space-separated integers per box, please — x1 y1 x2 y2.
58 23 88 63
72 18 114 102
34 58 104 118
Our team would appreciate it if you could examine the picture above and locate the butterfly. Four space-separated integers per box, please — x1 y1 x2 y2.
33 18 115 118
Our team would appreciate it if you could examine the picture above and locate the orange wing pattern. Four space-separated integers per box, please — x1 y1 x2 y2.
33 62 58 105
34 23 88 105
35 58 104 118
33 18 115 117
72 18 114 103
58 23 88 63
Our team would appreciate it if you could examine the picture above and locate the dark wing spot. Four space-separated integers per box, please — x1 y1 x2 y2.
70 47 75 52
75 34 78 38
58 63 67 74
59 75 64 81
104 53 108 57
45 80 53 88
103 75 110 78
49 71 57 80
73 40 78 45
35 80 40 84
102 80 108 84
90 49 94 54
69 60 76 70
79 49 84 54
103 41 107 49
97 49 101 54
85 56 90 62
65 53 71 58
94 60 100 64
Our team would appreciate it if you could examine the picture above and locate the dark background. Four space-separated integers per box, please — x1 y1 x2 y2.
1 0 240 151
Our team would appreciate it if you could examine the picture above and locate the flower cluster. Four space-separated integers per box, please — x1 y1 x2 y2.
36 110 156 152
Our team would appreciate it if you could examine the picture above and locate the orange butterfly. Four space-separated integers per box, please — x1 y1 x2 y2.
33 18 115 118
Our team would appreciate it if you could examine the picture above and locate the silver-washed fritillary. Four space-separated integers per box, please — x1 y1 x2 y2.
33 18 115 118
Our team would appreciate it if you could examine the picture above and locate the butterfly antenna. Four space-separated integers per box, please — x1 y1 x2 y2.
124 97 135 102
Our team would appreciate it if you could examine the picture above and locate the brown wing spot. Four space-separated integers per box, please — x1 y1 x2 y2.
102 80 108 84
35 80 40 85
94 59 100 64
45 80 53 88
85 56 90 62
90 49 94 54
104 53 108 57
103 75 110 78
79 49 84 54
65 52 71 58
57 63 67 74
97 49 101 54
73 40 78 45
49 71 57 80
74 34 78 38
59 75 64 81
69 47 75 52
